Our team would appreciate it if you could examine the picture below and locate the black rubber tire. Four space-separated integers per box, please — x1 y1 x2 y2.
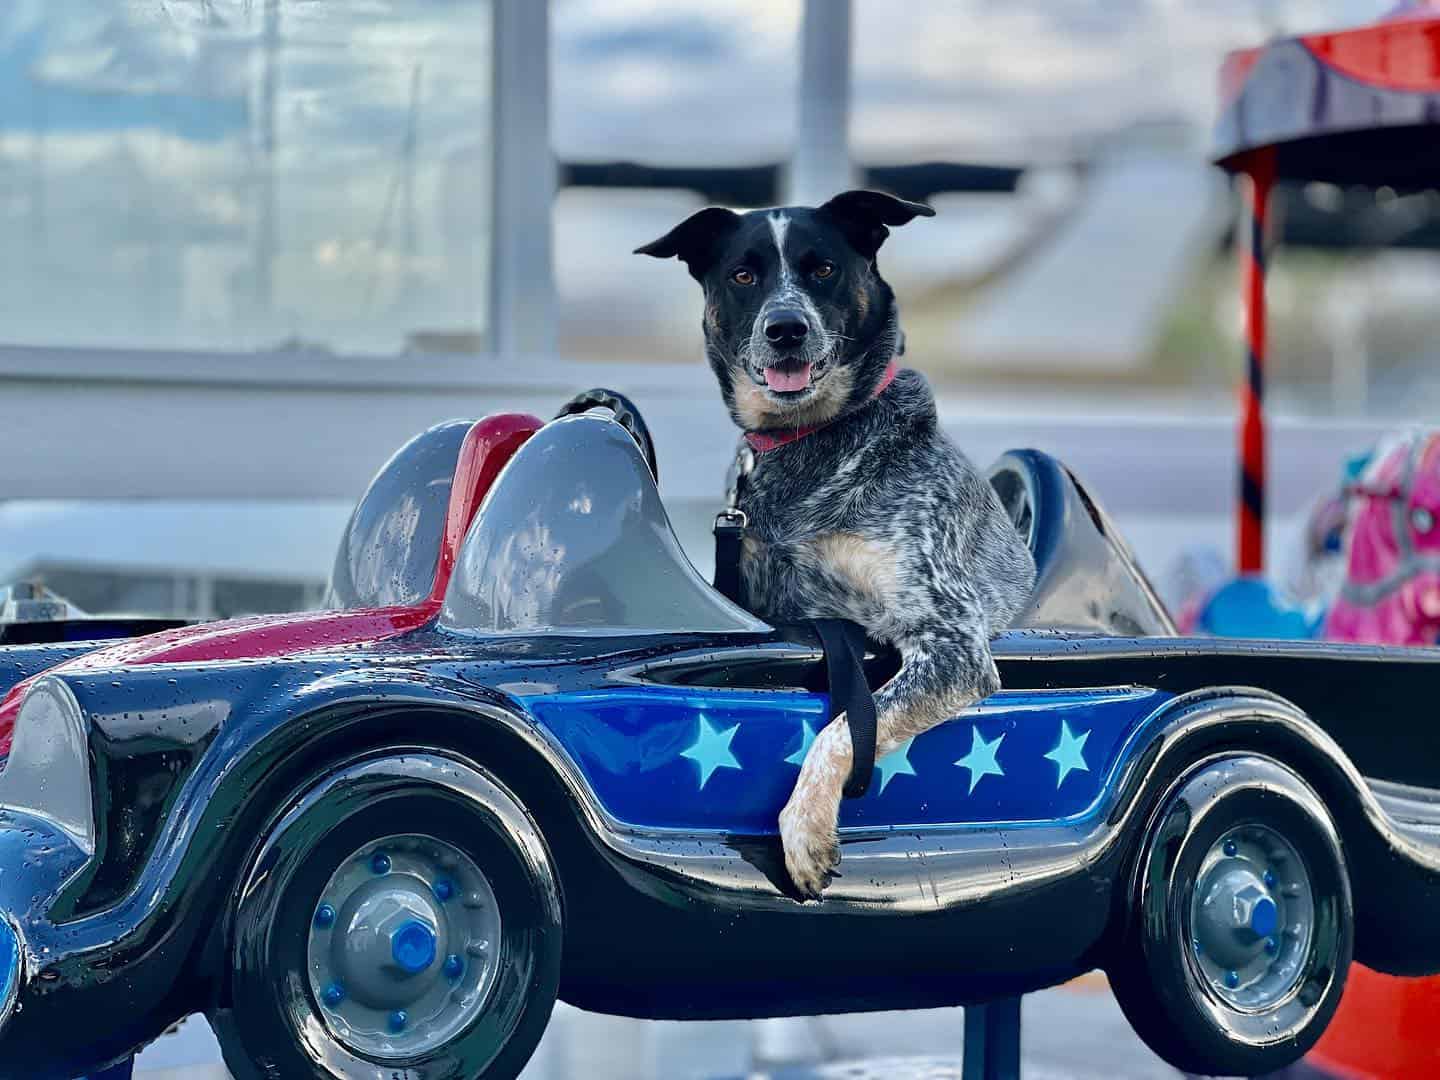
1109 755 1352 1077
213 758 562 1080
554 387 659 482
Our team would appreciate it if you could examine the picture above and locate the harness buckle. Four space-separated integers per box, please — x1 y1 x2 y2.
713 507 749 535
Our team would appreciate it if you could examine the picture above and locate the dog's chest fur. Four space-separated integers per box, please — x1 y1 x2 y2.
736 369 1034 645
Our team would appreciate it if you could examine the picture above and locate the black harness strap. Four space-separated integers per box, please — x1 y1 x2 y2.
711 449 877 797
713 443 753 606
713 508 746 605
813 617 878 800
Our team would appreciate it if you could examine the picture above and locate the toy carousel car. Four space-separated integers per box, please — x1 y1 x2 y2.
5 405 1440 1080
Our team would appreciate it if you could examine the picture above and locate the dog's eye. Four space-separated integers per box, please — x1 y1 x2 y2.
730 268 755 286
813 261 835 280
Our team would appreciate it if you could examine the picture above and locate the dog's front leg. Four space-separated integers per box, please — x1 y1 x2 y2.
779 713 853 896
781 629 1000 897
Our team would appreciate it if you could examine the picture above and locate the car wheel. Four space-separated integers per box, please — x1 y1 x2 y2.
214 753 562 1080
1109 754 1352 1077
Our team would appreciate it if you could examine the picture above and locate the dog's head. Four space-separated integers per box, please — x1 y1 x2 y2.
636 190 933 431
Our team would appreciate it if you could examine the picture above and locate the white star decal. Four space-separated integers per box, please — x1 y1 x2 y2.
785 718 817 766
954 726 1005 794
875 737 917 794
1043 720 1091 787
679 715 742 788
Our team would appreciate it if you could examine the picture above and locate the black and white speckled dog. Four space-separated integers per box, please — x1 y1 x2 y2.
637 189 1037 897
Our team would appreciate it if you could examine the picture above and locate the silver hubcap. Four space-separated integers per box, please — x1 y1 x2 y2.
1188 824 1314 1010
308 834 501 1060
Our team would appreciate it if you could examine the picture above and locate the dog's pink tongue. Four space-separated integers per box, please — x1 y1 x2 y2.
764 362 813 392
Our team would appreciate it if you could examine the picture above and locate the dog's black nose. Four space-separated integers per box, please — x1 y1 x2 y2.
763 310 809 348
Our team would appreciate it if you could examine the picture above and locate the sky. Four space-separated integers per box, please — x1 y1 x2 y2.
0 0 1400 355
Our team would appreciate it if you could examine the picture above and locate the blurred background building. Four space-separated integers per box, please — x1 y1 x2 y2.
2 0 1436 613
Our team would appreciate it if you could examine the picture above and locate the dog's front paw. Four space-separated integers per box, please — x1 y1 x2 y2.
779 796 840 899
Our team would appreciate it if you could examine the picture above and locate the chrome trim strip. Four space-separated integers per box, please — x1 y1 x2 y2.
991 630 1440 663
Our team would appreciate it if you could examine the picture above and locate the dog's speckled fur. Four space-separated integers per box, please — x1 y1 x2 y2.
638 190 1036 896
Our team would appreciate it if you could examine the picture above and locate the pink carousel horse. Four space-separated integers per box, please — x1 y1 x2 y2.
1324 430 1440 647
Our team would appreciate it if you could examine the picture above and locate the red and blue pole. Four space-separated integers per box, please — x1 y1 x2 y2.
1238 149 1276 575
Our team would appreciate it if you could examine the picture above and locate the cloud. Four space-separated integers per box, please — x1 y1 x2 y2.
566 16 736 63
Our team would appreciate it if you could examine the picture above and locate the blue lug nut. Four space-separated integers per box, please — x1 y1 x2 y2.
371 851 392 875
1249 897 1279 938
1265 936 1280 955
1224 970 1240 989
434 878 455 902
443 953 464 979
1223 839 1238 857
388 1009 408 1033
314 903 336 929
391 919 438 974
1263 869 1276 888
322 981 346 1006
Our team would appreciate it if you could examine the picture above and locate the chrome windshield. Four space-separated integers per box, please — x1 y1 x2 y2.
327 419 474 610
441 412 768 636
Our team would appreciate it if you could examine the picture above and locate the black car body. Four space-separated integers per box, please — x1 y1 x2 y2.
2 410 1439 1079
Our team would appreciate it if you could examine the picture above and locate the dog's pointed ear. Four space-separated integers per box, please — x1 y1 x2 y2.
818 189 935 259
634 206 741 280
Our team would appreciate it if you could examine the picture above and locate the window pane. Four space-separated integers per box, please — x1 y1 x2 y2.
0 0 492 355
0 498 348 618
550 1 800 364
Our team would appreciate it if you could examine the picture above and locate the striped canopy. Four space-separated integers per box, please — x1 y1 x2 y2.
1214 1 1440 188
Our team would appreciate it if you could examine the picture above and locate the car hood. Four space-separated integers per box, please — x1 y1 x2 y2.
0 602 437 758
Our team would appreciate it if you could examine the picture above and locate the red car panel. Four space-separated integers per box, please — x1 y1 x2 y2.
0 413 542 758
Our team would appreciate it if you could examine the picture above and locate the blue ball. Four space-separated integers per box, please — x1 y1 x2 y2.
1199 577 1319 640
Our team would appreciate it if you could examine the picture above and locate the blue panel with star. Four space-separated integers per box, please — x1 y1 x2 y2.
522 686 1171 833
